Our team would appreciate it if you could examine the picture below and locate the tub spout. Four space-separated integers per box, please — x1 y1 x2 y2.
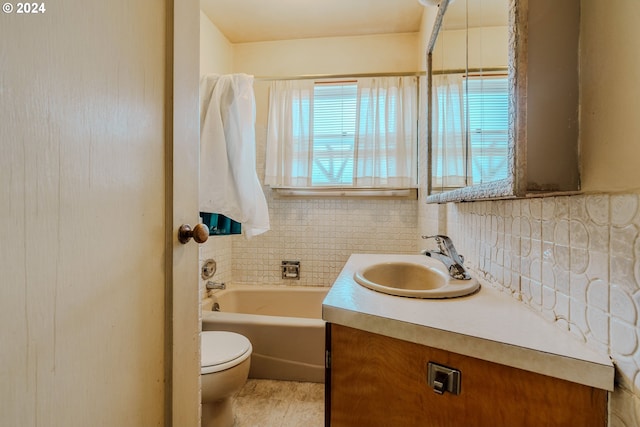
206 281 226 290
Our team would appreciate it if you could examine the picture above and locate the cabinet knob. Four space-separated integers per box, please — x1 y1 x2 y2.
178 224 209 244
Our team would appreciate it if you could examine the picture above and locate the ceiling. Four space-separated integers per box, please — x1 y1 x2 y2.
200 0 427 44
444 0 509 30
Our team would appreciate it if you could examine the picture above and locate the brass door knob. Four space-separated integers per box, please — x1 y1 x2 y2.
178 223 209 244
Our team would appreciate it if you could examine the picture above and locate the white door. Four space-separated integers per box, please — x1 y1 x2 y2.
0 0 201 426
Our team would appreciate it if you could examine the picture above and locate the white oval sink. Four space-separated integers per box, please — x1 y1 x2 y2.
354 261 480 299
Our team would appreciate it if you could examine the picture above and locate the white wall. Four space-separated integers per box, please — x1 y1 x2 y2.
431 27 508 71
234 33 420 77
235 32 420 125
200 11 234 76
580 0 640 192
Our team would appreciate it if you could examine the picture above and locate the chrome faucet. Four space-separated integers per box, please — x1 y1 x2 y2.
206 281 226 290
421 235 471 280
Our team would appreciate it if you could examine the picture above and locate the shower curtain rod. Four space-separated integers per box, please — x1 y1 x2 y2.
432 67 508 75
254 71 426 82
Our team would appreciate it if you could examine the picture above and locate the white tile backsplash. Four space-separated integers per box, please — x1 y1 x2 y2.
443 193 640 427
231 195 418 286
199 234 233 292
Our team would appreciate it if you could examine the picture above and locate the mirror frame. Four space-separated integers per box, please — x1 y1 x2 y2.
426 0 526 203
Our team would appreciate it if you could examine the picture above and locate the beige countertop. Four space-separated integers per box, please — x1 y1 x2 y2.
322 253 614 391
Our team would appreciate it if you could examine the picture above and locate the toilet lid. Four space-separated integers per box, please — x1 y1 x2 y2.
201 331 252 374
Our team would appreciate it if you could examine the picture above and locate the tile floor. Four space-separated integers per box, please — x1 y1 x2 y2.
232 379 325 427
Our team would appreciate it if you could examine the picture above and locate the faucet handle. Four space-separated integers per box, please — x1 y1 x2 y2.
421 235 447 253
421 235 465 264
421 234 449 242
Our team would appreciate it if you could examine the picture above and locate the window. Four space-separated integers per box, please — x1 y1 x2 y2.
432 73 509 188
312 82 357 185
464 76 509 184
265 76 418 194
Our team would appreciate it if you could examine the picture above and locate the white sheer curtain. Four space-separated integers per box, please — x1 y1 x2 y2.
432 74 469 188
264 79 315 187
265 76 418 188
353 76 418 187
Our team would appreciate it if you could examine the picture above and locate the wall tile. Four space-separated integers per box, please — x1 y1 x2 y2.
554 219 570 246
611 319 638 357
555 292 570 325
231 192 418 286
554 244 571 272
554 266 570 296
587 279 609 311
569 195 588 222
432 192 640 424
199 235 233 294
586 306 609 346
555 196 570 220
573 262 598 305
541 285 556 312
569 298 589 338
611 285 638 324
611 256 639 294
529 279 543 310
541 260 556 289
611 194 639 227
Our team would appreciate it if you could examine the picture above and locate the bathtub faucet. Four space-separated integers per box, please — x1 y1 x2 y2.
206 281 226 290
421 235 471 280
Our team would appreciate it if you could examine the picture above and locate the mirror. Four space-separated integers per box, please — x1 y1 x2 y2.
426 0 581 203
427 0 512 201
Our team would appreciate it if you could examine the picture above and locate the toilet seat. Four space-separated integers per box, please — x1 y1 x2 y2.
201 331 252 374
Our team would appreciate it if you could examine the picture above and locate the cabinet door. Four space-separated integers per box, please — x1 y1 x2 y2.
426 0 581 202
328 324 606 427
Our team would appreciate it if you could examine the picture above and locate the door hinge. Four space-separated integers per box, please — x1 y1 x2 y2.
325 349 331 369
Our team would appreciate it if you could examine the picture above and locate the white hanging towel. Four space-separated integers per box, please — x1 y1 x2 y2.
199 73 270 238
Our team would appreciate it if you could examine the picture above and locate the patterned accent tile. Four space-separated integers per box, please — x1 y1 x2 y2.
586 194 610 226
440 193 640 425
611 285 638 324
611 319 638 357
611 194 639 227
586 306 609 346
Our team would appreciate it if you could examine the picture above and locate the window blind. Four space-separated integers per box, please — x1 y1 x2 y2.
312 83 357 186
464 76 509 184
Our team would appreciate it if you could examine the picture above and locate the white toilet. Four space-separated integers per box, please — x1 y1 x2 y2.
201 331 252 427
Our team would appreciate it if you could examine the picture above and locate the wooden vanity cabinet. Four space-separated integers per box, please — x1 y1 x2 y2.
326 324 607 427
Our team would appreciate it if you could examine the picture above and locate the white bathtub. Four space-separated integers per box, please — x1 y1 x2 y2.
201 284 330 383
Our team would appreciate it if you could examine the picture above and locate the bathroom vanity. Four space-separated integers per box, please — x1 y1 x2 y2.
322 254 614 427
